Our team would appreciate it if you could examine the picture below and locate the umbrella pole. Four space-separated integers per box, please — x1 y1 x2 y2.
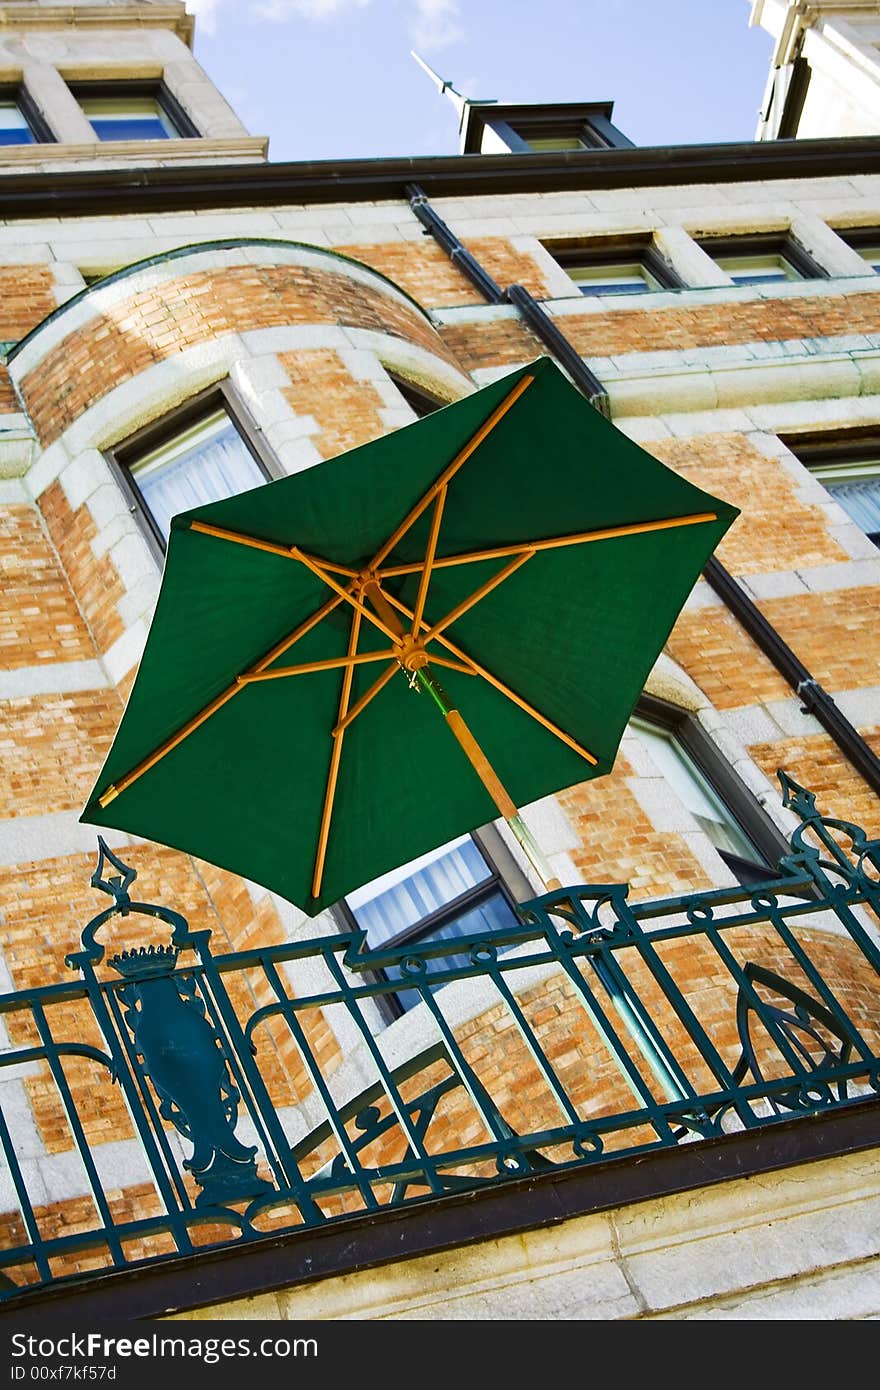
414 665 562 892
362 580 561 891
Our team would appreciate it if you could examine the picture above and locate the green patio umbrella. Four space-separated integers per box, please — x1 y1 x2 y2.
81 357 739 913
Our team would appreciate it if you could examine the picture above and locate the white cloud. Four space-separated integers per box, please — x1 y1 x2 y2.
187 0 463 51
410 0 463 51
185 0 226 35
254 0 370 21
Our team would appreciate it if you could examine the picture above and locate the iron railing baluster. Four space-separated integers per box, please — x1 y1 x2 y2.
256 957 379 1211
322 948 444 1196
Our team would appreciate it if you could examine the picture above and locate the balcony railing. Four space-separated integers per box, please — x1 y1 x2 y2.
0 772 878 1302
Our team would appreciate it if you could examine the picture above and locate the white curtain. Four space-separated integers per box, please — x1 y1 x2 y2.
827 478 880 542
134 419 266 542
348 837 493 948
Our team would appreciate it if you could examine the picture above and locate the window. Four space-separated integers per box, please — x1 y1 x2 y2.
70 82 198 142
340 828 531 1017
460 102 633 155
782 430 880 550
388 374 444 419
525 135 590 152
812 462 880 547
630 698 790 887
0 86 53 145
833 226 880 274
107 384 279 559
697 233 825 285
545 236 684 298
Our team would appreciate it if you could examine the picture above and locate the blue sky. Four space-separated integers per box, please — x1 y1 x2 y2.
188 0 777 163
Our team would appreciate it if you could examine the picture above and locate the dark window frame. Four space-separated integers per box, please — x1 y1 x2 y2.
696 231 826 282
832 225 880 266
779 427 880 548
387 373 445 419
463 102 634 154
105 380 283 564
337 826 533 1024
634 694 793 885
68 79 200 141
0 82 54 144
544 233 686 294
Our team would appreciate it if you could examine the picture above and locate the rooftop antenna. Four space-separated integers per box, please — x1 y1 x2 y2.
411 51 495 149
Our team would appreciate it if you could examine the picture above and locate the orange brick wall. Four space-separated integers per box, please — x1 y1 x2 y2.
38 482 127 657
19 260 463 446
0 366 17 414
665 586 880 714
761 587 880 692
558 750 715 899
279 348 389 458
0 689 121 818
338 237 552 308
440 290 880 372
0 266 57 341
439 315 544 372
751 730 880 838
0 504 98 667
667 604 793 709
648 434 847 575
2 222 879 1284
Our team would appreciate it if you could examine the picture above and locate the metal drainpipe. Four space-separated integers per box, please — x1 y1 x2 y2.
406 183 610 413
405 182 880 800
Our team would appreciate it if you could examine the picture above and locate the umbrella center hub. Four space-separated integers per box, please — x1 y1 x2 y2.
398 639 429 673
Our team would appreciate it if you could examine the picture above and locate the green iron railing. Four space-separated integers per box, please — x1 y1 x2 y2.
0 772 877 1299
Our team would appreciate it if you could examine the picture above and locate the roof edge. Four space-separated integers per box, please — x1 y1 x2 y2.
0 135 878 218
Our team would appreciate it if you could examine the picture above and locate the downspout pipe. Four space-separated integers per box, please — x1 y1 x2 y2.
406 183 506 305
703 557 880 797
406 184 609 413
406 182 880 801
505 284 611 417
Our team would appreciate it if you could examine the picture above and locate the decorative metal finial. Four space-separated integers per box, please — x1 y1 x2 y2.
66 838 192 972
90 836 137 911
777 769 818 820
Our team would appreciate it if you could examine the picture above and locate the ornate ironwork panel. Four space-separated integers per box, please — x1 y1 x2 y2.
0 777 877 1300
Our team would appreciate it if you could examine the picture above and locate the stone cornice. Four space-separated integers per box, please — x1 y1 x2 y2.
0 5 194 46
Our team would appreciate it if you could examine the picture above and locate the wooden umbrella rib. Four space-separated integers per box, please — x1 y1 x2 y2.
288 547 402 647
377 511 719 578
190 518 402 647
96 592 346 808
423 655 477 676
437 631 600 767
369 373 534 570
240 650 397 683
411 486 446 637
334 661 400 734
421 549 535 644
312 610 361 901
378 584 599 769
188 521 357 576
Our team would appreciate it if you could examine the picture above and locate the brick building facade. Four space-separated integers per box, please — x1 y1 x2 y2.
0 0 878 1319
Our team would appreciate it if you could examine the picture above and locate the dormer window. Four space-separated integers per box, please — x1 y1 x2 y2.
70 81 198 142
461 101 633 154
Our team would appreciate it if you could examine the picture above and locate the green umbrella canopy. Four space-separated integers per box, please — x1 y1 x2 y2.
81 357 739 913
